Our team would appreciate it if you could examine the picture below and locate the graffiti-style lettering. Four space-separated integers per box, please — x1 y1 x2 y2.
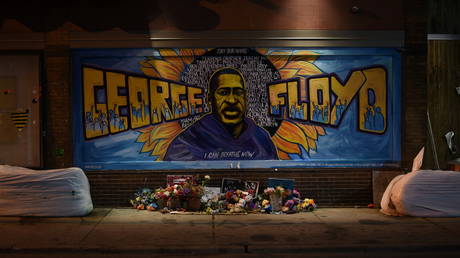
359 67 387 133
330 71 365 126
106 72 128 134
128 76 150 129
267 66 387 133
288 80 308 121
170 83 188 119
188 86 204 116
268 81 287 118
82 66 205 139
309 76 331 125
268 79 309 121
149 79 171 123
83 67 109 139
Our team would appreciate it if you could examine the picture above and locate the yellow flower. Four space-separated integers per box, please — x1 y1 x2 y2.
262 200 270 206
136 48 209 160
137 48 326 161
257 49 326 160
136 121 183 161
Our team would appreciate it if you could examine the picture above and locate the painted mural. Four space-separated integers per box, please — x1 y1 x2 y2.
72 48 401 170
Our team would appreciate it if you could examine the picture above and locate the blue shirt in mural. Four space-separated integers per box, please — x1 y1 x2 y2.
164 114 278 161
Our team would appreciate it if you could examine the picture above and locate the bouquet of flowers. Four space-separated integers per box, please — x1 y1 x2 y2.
152 175 211 211
129 188 155 210
260 187 317 213
153 184 183 210
181 182 204 199
221 189 256 213
263 186 285 211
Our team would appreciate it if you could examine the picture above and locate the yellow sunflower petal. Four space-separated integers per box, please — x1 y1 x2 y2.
276 120 310 152
290 50 319 62
149 59 182 81
152 122 182 140
284 61 322 76
256 48 269 55
136 128 153 144
136 121 183 159
315 125 326 136
152 139 174 160
267 51 292 69
290 56 318 63
137 126 159 145
139 60 161 78
277 150 291 160
159 49 185 73
159 48 178 58
137 126 153 134
179 48 196 64
140 138 161 153
307 137 317 151
272 134 301 154
279 69 299 80
295 123 318 140
193 49 207 57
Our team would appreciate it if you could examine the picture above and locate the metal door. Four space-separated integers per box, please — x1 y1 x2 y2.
0 55 41 167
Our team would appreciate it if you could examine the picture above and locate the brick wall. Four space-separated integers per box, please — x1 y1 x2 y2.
402 0 427 170
43 29 72 168
36 0 427 207
87 169 373 207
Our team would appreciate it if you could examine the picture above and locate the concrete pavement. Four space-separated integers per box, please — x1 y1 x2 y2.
1 208 460 257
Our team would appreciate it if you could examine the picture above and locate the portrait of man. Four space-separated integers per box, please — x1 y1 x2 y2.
163 67 278 161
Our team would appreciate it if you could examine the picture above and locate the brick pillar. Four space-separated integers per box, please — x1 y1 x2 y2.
402 0 427 170
43 28 72 168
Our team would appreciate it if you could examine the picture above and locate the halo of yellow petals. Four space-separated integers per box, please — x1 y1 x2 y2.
258 49 326 159
136 48 208 161
136 48 325 161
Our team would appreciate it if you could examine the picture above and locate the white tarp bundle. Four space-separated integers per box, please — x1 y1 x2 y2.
0 165 93 216
381 170 460 217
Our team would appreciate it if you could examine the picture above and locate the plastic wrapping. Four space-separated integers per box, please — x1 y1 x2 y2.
381 170 460 217
0 165 93 216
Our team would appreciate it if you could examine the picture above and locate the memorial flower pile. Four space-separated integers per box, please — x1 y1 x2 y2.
203 189 257 214
129 177 317 214
130 175 211 212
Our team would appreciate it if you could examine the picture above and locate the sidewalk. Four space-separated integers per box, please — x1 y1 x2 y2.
1 208 460 257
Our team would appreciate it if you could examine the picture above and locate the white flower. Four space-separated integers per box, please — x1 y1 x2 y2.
204 175 211 180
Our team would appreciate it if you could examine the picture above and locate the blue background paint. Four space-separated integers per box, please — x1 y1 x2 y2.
72 48 401 170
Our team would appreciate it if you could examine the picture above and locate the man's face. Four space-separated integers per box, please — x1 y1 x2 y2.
212 73 246 126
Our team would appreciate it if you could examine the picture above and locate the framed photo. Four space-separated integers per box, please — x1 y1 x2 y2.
202 187 221 202
221 178 242 193
267 178 295 190
244 181 260 197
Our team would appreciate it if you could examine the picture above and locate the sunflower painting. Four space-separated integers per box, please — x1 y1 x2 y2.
134 48 328 161
73 47 401 170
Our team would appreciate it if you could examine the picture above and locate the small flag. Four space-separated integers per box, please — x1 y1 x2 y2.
10 109 29 132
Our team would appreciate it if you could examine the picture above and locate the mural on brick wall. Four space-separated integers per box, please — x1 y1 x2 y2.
72 48 401 170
